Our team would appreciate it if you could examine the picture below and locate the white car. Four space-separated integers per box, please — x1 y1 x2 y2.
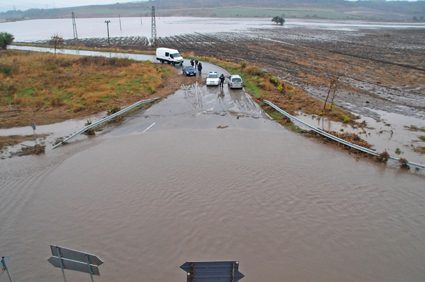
228 74 243 89
206 71 220 86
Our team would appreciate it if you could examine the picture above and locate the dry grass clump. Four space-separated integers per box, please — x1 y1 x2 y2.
16 144 46 156
414 146 425 154
0 50 173 128
376 151 390 163
0 134 45 151
398 158 410 169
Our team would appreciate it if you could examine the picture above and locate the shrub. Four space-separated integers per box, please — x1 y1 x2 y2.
106 105 120 115
49 95 64 107
244 66 262 76
277 83 285 93
0 64 12 75
343 116 350 123
399 158 409 169
241 62 247 69
0 32 14 50
269 76 279 86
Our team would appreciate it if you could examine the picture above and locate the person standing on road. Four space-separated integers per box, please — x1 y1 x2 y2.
195 59 198 69
190 59 194 67
219 74 225 88
197 62 202 75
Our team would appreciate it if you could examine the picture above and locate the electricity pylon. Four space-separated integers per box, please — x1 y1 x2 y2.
151 6 157 47
71 12 78 40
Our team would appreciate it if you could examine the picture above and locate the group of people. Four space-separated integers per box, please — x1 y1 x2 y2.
190 59 203 74
189 59 225 88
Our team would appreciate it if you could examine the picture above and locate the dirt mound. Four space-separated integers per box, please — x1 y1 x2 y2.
16 144 46 156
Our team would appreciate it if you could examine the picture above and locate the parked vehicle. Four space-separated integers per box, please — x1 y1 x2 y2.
156 47 184 65
228 74 243 89
182 65 196 76
206 71 220 86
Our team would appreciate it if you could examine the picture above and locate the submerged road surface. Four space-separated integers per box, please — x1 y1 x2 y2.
1 46 425 282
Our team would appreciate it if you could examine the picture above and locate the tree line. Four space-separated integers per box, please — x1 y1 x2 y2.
1 0 424 19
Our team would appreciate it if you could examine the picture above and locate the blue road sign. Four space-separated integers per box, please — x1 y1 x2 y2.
1 256 13 282
0 256 9 276
180 261 244 282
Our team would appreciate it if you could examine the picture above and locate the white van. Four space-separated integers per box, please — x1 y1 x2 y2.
156 47 184 65
228 74 243 89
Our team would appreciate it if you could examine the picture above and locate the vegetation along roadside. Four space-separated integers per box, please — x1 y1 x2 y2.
1 48 393 165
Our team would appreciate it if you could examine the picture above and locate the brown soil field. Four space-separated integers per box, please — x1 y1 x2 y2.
46 26 424 121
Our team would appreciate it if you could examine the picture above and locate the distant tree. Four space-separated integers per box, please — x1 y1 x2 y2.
0 32 14 50
413 16 419 21
272 16 285 25
49 34 64 54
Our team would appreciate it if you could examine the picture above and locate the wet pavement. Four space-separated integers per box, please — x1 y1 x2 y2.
109 83 281 137
4 46 282 151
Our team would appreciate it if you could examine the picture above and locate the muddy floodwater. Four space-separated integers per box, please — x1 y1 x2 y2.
1 17 425 282
1 81 425 281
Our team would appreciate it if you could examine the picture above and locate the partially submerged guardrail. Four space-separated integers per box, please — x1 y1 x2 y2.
263 100 425 169
52 97 159 149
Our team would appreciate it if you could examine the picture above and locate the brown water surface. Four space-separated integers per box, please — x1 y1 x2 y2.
1 84 425 282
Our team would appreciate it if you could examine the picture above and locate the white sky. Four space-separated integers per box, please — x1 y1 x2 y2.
0 0 138 12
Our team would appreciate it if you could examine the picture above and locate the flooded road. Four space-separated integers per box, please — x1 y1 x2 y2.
1 76 425 282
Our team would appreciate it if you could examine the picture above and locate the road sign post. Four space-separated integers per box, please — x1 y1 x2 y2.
180 261 244 282
30 122 36 144
0 256 13 282
48 245 103 282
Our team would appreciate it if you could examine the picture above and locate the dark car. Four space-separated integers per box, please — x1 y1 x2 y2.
182 65 196 76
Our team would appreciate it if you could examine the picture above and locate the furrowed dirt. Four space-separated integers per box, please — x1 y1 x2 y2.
40 25 424 121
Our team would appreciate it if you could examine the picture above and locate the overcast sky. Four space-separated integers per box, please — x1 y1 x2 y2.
0 0 138 12
0 0 419 13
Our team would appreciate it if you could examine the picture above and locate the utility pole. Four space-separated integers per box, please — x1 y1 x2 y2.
151 6 157 47
105 20 111 46
119 14 122 31
71 12 78 41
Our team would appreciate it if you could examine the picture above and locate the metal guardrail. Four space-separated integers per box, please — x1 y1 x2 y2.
263 100 425 169
52 98 159 149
